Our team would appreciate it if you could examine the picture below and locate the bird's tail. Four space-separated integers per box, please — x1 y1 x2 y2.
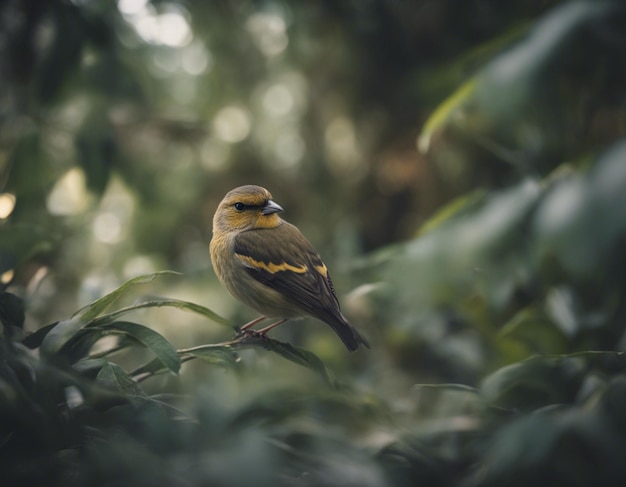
318 311 369 352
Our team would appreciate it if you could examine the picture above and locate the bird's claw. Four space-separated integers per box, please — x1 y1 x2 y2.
233 328 273 349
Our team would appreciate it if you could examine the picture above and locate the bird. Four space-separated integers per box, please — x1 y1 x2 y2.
210 185 369 352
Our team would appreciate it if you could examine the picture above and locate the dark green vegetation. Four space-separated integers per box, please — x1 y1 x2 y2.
2 1 626 486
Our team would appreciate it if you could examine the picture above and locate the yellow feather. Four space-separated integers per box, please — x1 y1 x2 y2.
253 213 282 229
314 264 328 278
236 254 308 274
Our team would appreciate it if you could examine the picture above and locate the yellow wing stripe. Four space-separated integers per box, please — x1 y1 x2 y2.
236 253 308 274
314 264 328 278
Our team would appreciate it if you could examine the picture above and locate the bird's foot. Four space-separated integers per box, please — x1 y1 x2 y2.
234 318 288 348
256 318 287 334
234 328 273 349
238 315 268 332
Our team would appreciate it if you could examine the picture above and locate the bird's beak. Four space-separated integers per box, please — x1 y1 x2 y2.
262 199 283 215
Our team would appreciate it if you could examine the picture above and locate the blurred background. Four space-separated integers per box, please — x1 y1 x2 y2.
2 0 626 485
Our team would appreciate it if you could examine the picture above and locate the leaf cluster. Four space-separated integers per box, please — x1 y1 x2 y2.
0 272 344 486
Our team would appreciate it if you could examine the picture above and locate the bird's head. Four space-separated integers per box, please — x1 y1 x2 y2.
213 185 284 233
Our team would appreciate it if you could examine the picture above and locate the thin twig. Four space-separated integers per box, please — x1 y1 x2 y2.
132 330 271 383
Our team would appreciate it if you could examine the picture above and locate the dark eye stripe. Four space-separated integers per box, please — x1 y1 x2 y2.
233 202 260 211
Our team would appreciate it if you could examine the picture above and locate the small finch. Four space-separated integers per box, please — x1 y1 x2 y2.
210 185 369 351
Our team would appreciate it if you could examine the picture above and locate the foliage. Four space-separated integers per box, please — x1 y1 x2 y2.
1 0 626 486
0 274 342 486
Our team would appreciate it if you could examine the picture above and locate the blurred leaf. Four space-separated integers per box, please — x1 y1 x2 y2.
533 140 626 280
414 383 479 394
96 362 144 396
5 131 52 212
22 322 59 349
75 110 116 196
601 376 626 430
90 321 180 374
418 78 477 153
479 356 577 411
74 271 181 322
35 2 85 104
469 412 563 487
258 338 336 387
40 315 87 357
0 292 25 330
418 189 486 236
385 179 542 312
471 383 626 487
0 224 55 275
496 306 568 359
419 1 623 167
561 351 626 373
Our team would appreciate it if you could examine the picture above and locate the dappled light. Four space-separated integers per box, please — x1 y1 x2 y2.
325 116 363 176
120 1 193 47
0 193 16 219
92 212 123 243
46 167 91 215
212 105 252 143
246 12 289 57
262 83 294 117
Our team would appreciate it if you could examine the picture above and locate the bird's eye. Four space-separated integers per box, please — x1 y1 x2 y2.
234 202 245 211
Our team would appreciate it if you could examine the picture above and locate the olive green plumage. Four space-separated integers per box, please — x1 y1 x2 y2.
210 185 369 352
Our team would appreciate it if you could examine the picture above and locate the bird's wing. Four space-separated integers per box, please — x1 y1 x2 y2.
232 222 341 316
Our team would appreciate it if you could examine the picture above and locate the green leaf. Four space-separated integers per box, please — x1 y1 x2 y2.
41 315 88 357
96 362 144 396
22 322 58 349
384 179 542 313
418 78 477 153
259 338 336 387
534 141 626 280
413 383 479 394
550 351 626 371
418 1 621 169
41 321 112 363
74 271 181 322
73 357 108 375
62 328 109 363
417 189 486 236
184 345 240 369
480 355 587 411
131 345 240 382
90 321 180 374
130 356 169 380
90 298 232 329
497 306 568 358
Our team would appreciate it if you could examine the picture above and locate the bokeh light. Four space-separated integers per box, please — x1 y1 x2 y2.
0 193 16 219
120 0 193 47
324 117 362 176
246 12 288 57
212 106 252 143
47 168 91 216
263 83 294 117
